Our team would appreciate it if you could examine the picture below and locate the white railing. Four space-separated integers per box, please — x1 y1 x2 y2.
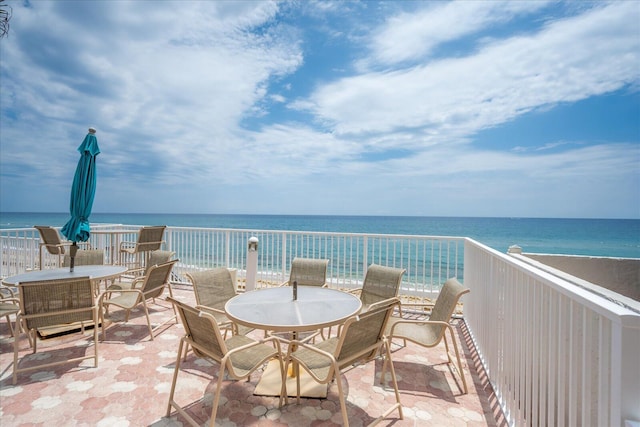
2 225 638 426
1 225 465 297
463 238 640 427
163 226 464 295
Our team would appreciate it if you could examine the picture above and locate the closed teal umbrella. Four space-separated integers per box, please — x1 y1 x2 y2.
61 127 100 271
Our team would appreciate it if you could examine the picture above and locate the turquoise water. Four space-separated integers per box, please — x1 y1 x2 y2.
1 212 638 258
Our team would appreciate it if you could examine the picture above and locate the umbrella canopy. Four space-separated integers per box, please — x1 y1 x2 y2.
61 127 100 270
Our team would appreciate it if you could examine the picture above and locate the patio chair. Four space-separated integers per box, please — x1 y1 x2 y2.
99 259 177 341
381 277 470 394
186 267 252 337
349 264 406 311
281 297 403 427
62 249 105 267
124 250 176 279
279 257 330 287
119 225 166 271
165 297 284 427
13 276 99 384
34 225 73 269
0 295 20 337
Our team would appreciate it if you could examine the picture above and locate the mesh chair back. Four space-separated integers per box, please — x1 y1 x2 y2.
428 278 470 338
145 250 175 275
360 265 405 307
289 258 329 287
34 225 65 255
63 249 105 267
135 226 166 252
169 296 225 360
337 297 399 364
187 268 236 310
140 260 177 300
19 277 94 330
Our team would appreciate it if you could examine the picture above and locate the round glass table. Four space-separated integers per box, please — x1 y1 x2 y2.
2 265 127 286
225 286 362 398
225 285 362 333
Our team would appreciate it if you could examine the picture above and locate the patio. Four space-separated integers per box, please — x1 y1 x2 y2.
0 283 505 426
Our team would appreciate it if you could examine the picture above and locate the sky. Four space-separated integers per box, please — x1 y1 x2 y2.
0 0 639 219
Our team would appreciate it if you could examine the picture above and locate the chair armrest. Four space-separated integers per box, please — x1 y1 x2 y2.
195 305 226 316
119 241 137 250
347 287 362 295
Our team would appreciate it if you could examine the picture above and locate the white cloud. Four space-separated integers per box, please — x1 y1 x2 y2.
0 1 638 218
303 1 639 137
368 0 554 65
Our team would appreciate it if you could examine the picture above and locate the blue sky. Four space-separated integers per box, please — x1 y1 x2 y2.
1 0 638 218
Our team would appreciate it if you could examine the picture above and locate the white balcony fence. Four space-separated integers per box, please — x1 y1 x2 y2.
1 225 638 426
464 239 640 427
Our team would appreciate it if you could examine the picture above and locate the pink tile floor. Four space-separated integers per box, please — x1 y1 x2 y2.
0 284 506 426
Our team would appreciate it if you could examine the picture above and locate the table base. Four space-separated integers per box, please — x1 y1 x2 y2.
254 359 327 398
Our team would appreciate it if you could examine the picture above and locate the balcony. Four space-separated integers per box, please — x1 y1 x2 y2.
1 224 638 426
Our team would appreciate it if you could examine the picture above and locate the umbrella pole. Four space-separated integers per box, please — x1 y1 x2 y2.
70 242 78 272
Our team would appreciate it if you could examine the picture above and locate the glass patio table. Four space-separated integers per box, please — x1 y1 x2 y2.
225 286 362 397
2 265 127 288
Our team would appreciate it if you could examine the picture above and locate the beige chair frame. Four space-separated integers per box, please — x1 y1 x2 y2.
350 264 406 311
99 259 177 341
280 257 330 287
282 297 403 426
35 225 72 269
13 276 98 384
186 267 251 337
381 277 470 394
166 297 284 427
119 225 166 270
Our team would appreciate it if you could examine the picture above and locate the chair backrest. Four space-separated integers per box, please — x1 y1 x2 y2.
145 250 175 274
34 225 65 255
186 268 236 310
168 296 226 361
428 278 470 338
18 276 94 330
135 226 166 252
63 249 105 267
288 257 329 287
335 297 400 366
360 264 406 307
139 259 177 300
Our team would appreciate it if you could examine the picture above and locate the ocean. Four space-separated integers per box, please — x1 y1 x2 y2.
1 212 638 258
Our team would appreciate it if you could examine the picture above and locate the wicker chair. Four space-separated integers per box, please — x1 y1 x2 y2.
280 257 330 287
99 259 177 341
350 264 406 311
13 276 99 384
281 297 403 426
186 268 252 337
34 225 73 269
166 297 284 427
119 225 166 270
382 277 470 394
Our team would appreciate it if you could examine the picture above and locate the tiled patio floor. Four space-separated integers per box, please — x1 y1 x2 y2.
0 284 506 426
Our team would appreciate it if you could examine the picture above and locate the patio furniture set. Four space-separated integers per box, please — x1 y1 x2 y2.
2 226 470 427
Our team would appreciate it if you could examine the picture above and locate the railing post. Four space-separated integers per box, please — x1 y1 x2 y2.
246 236 259 291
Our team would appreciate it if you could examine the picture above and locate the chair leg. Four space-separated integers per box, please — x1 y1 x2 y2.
166 339 185 417
141 301 153 340
335 371 350 427
210 365 226 425
381 339 403 420
446 325 468 394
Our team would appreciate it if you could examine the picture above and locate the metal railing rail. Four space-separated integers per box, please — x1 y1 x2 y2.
463 238 640 427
